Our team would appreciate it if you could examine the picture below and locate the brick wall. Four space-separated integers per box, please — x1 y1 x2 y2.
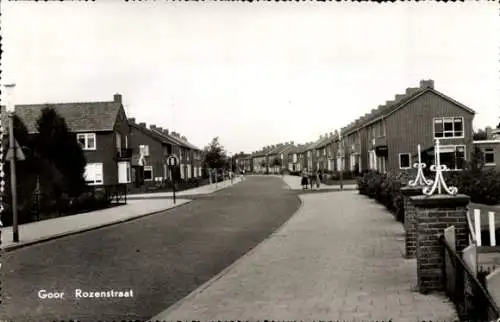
400 186 423 258
410 194 470 293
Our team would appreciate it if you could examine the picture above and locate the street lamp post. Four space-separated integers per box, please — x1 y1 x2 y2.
4 83 19 242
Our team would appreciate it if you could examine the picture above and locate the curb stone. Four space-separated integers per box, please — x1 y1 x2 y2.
1 200 193 252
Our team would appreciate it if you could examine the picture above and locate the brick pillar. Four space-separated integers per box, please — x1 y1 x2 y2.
400 186 423 259
410 194 470 294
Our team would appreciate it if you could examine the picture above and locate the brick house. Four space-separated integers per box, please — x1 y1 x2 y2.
473 140 500 172
266 142 296 174
128 120 175 186
340 80 475 173
128 119 202 186
234 152 252 173
3 93 133 186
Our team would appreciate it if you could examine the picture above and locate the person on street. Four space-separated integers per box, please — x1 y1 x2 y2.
308 170 314 190
315 170 321 189
301 169 308 190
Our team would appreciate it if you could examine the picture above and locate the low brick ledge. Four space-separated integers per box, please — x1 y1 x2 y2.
410 194 470 208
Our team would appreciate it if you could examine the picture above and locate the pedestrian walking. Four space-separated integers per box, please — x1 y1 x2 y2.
301 169 308 190
315 171 321 189
308 170 314 190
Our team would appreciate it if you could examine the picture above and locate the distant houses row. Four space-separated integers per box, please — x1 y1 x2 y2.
235 79 500 175
4 93 203 188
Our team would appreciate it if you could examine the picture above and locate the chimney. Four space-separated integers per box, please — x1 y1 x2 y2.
113 93 122 103
150 124 157 130
419 79 434 89
378 105 385 110
406 87 419 95
181 136 187 141
291 141 294 144
395 94 405 102
128 118 136 124
156 127 163 132
371 109 377 113
139 122 146 127
164 129 169 135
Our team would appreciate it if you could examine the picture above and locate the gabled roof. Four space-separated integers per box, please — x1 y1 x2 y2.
342 81 476 137
130 122 175 146
267 143 295 155
151 128 201 151
1 100 122 133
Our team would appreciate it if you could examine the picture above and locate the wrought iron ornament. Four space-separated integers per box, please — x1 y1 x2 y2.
408 144 434 187
422 139 458 196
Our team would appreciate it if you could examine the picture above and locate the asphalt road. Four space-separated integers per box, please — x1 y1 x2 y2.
1 176 300 322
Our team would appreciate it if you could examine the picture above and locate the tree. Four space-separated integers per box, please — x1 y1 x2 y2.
202 137 227 170
466 146 485 172
35 106 87 197
473 127 493 141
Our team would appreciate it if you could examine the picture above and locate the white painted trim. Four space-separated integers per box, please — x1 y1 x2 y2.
77 132 97 151
437 144 467 170
398 153 412 169
432 116 465 140
473 140 500 144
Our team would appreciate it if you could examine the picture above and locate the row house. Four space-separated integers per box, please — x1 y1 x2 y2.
3 93 133 186
234 152 252 173
266 142 296 174
296 141 315 172
340 80 475 173
128 119 202 187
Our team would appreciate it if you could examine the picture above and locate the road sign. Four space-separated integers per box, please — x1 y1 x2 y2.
5 139 25 161
166 155 179 167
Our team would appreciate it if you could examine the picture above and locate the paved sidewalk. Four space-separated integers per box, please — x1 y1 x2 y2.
1 179 245 251
1 198 191 251
152 191 458 321
129 178 245 199
282 174 357 191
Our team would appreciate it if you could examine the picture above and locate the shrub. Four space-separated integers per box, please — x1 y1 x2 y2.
357 169 412 223
446 169 500 205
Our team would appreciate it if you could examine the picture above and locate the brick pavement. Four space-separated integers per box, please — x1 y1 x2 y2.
152 190 458 321
282 174 357 191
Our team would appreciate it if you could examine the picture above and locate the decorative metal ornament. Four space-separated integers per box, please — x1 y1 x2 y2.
408 144 434 187
422 139 458 196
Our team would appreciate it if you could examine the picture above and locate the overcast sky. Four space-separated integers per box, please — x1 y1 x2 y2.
2 1 499 154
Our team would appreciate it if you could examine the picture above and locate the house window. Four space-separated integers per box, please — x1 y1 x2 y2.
316 150 320 157
438 145 466 171
118 162 131 183
484 148 495 165
434 117 464 138
77 133 96 150
399 153 411 169
144 166 153 181
84 163 103 185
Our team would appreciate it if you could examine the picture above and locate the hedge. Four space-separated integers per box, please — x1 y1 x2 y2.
357 168 500 224
357 170 413 223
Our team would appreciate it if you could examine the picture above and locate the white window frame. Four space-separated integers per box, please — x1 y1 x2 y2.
433 117 464 139
399 153 412 169
484 148 495 166
118 161 131 184
438 144 466 171
77 133 97 151
144 166 153 181
84 163 103 186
